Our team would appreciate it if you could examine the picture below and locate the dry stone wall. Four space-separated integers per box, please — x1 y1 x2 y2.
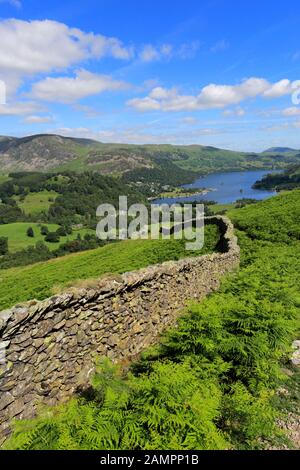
0 216 239 443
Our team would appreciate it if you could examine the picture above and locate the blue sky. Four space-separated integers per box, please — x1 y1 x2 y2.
0 0 300 151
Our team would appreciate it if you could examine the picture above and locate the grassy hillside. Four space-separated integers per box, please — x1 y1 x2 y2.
5 189 300 450
13 190 58 215
0 223 94 252
228 189 300 242
0 224 219 311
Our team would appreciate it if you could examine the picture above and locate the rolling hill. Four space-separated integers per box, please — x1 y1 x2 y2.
1 135 300 185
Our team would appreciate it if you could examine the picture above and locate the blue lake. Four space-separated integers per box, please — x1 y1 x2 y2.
154 170 279 205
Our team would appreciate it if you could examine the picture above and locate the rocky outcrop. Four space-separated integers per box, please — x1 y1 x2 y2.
0 216 239 443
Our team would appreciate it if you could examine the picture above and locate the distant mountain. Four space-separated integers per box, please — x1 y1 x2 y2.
0 134 101 172
1 134 300 185
262 147 299 155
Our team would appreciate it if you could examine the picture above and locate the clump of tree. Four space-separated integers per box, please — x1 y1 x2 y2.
0 200 22 224
253 165 300 191
0 236 8 255
235 198 258 208
44 232 60 243
40 225 49 236
55 225 72 237
0 234 105 270
26 227 34 238
0 241 52 269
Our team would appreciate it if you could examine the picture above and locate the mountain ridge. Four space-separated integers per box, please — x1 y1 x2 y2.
1 134 300 184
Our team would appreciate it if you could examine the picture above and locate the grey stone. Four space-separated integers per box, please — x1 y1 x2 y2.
32 320 54 338
0 392 14 411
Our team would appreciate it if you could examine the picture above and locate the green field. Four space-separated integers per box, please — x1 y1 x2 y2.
0 225 219 310
210 203 234 214
0 222 94 252
14 190 58 215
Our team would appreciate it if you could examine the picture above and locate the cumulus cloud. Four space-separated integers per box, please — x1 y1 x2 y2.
23 115 54 124
30 70 129 103
128 78 300 112
262 79 295 98
0 101 44 116
0 19 133 94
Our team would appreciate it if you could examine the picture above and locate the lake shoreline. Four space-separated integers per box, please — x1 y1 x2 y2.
153 169 283 205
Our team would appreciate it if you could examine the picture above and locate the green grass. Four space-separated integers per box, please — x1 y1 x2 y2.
210 203 234 214
227 189 300 243
0 225 219 311
14 190 58 215
0 222 94 252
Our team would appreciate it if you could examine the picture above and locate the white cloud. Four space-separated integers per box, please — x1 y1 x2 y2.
0 19 133 94
263 119 300 132
282 106 300 116
194 128 222 136
30 69 129 103
263 79 294 98
128 78 300 112
210 39 229 53
0 0 21 8
181 116 200 125
23 115 54 124
0 101 44 116
139 41 200 62
223 107 246 117
49 125 225 145
139 44 173 62
177 41 201 59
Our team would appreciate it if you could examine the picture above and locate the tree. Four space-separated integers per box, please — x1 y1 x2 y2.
27 227 34 238
40 225 49 236
0 237 8 255
45 232 60 243
56 226 67 237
